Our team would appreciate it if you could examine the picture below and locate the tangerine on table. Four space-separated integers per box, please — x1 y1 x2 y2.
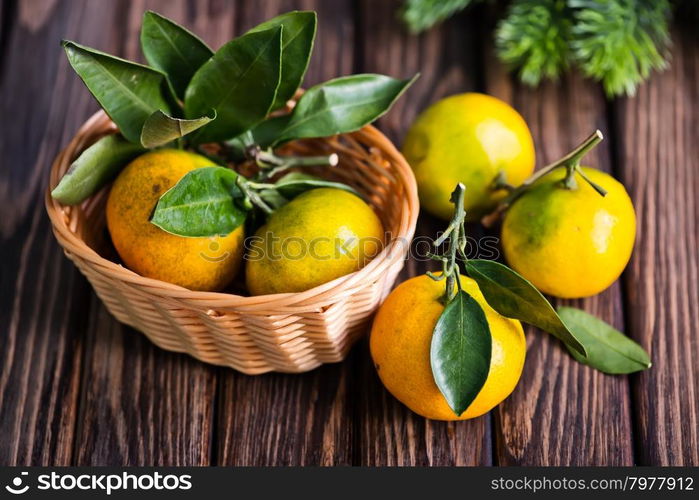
370 274 526 420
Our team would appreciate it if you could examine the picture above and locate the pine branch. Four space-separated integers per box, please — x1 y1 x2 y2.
495 0 572 86
400 0 479 34
399 0 673 97
569 0 671 97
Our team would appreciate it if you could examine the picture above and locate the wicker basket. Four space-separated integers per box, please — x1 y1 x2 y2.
45 111 418 374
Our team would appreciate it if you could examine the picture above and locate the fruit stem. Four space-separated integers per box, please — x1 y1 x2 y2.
562 164 579 190
427 183 466 304
244 145 339 180
235 177 273 215
491 170 516 193
576 166 608 196
482 130 604 227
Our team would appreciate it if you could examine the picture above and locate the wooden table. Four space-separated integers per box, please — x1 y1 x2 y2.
1 0 698 466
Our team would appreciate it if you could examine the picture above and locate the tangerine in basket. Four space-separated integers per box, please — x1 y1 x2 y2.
370 274 526 420
246 187 384 295
106 149 245 291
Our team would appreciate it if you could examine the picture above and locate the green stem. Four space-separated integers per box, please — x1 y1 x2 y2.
482 130 604 227
257 150 339 168
244 148 339 181
576 166 608 196
236 177 273 215
428 183 467 304
490 170 516 193
562 164 578 189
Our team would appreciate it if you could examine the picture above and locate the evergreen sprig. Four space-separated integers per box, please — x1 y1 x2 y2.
400 0 673 97
495 0 572 87
569 0 671 97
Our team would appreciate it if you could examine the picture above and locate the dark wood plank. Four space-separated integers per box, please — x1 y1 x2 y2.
0 0 121 466
616 29 699 465
71 0 226 466
354 0 491 466
0 0 15 67
483 34 635 464
216 0 355 466
217 360 354 466
74 301 217 465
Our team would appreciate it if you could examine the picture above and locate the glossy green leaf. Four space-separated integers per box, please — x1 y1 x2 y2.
140 11 214 99
63 40 173 144
151 166 248 237
248 11 316 110
431 290 492 416
140 109 216 148
251 73 418 147
184 27 283 144
465 259 586 356
51 134 144 205
558 307 651 374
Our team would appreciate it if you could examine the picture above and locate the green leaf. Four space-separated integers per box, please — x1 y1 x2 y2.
558 307 651 374
431 290 492 416
51 134 144 205
63 40 173 144
400 0 479 34
272 172 359 199
465 259 586 356
184 27 283 144
251 73 418 147
247 11 316 110
140 10 214 100
151 166 248 237
140 109 216 148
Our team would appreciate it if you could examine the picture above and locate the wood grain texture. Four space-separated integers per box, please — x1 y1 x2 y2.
74 299 216 465
0 0 112 466
216 0 355 467
70 0 224 466
353 0 491 466
483 26 634 463
1 0 697 467
615 29 699 466
217 360 353 466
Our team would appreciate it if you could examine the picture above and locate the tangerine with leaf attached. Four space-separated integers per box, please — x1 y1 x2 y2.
106 149 245 291
370 274 526 420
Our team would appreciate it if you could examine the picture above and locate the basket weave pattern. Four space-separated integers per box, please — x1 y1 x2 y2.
46 111 418 374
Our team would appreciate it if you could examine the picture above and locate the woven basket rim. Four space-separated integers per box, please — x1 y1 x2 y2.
45 110 419 309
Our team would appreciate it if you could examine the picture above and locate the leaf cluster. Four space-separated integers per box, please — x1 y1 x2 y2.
52 11 415 239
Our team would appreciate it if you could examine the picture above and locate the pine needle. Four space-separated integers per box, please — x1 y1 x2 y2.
569 0 671 97
495 0 572 86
